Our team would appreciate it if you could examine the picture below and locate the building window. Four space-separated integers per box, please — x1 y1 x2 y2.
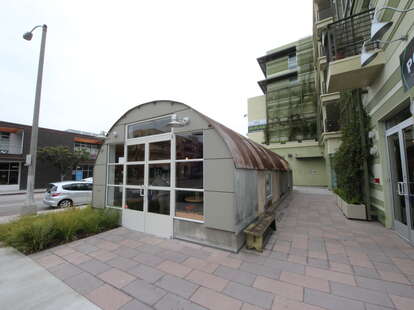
265 173 272 200
288 54 297 69
74 142 100 159
72 164 94 180
107 186 123 208
175 132 204 222
127 117 171 139
0 132 10 154
0 162 19 185
107 143 124 208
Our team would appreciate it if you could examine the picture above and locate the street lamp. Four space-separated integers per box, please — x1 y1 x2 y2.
21 24 47 216
370 6 414 41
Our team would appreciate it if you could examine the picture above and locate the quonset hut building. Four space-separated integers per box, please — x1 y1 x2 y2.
92 100 291 251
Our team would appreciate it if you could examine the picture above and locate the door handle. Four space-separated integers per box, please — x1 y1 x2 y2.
139 189 145 197
402 182 408 195
397 182 404 195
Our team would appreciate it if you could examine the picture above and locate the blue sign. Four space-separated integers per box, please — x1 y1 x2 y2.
75 170 83 181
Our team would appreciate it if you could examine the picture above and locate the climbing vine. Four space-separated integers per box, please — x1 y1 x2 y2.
333 90 371 204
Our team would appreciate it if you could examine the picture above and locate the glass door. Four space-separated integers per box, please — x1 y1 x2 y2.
403 125 414 242
145 138 173 238
123 142 145 232
123 133 173 238
386 118 414 245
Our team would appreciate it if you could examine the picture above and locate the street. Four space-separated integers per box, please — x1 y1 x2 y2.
0 193 50 217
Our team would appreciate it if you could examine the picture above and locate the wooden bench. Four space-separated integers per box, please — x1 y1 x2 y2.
244 207 276 252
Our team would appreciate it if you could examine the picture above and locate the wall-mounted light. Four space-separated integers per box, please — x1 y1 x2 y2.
371 6 414 41
167 114 190 128
112 131 118 137
361 36 408 66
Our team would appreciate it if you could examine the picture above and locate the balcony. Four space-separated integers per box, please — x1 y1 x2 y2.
325 9 385 92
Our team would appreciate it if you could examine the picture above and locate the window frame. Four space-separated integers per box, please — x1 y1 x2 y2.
106 143 125 209
173 131 204 223
265 172 272 201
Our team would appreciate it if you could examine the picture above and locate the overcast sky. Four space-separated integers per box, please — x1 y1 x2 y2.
0 0 312 136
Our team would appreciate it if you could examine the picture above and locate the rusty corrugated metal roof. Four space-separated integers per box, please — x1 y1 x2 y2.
203 115 288 171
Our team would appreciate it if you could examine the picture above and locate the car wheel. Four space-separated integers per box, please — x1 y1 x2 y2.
58 199 73 208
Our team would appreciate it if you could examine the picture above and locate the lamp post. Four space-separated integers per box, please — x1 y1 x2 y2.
21 24 47 216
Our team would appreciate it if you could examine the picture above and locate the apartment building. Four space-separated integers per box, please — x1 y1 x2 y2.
249 0 414 246
248 37 328 187
314 0 414 246
0 121 104 191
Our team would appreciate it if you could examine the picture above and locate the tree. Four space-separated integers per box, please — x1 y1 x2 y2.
38 146 90 181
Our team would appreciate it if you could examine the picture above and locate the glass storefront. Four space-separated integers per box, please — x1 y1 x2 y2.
106 119 205 226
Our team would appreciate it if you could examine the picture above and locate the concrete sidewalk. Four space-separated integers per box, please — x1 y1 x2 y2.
0 247 101 310
0 189 46 196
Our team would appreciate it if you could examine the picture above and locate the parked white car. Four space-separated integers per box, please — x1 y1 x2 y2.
43 181 93 207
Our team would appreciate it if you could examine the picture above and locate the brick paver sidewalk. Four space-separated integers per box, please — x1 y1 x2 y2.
30 188 414 310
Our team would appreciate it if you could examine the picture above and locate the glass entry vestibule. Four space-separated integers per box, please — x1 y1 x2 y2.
106 116 204 239
386 117 414 245
124 133 173 238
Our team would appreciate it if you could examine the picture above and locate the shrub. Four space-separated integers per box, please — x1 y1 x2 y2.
332 90 371 205
0 207 120 254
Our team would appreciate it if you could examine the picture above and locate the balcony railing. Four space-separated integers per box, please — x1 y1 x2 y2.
0 143 23 155
326 9 375 62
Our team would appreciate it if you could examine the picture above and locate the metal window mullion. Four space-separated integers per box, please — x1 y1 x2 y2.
144 142 149 213
171 132 176 222
122 126 127 211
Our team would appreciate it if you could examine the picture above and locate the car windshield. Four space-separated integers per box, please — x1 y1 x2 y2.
46 184 57 193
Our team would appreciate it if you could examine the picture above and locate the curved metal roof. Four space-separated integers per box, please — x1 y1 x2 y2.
108 100 289 172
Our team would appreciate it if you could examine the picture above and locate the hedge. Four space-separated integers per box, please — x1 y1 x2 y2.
0 207 120 254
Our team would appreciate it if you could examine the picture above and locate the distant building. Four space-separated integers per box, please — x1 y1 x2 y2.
0 121 104 191
248 37 328 187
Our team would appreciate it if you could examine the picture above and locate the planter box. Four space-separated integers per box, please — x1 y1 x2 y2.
335 193 367 220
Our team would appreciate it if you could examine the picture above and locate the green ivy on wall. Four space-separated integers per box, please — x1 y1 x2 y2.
333 90 372 204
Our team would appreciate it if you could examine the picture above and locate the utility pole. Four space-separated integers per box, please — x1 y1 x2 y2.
21 24 47 216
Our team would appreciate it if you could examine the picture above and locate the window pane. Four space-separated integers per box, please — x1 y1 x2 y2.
10 163 19 170
0 163 9 170
9 171 18 184
108 165 123 185
127 144 145 162
265 173 272 198
128 117 171 139
127 165 144 185
0 170 8 184
148 190 170 215
176 162 203 189
175 191 203 221
108 144 124 163
176 132 203 160
149 141 170 160
125 188 144 211
149 163 170 187
107 186 122 208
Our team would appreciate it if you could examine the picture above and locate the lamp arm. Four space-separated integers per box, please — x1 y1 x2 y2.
375 35 408 44
29 24 46 34
374 6 414 20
